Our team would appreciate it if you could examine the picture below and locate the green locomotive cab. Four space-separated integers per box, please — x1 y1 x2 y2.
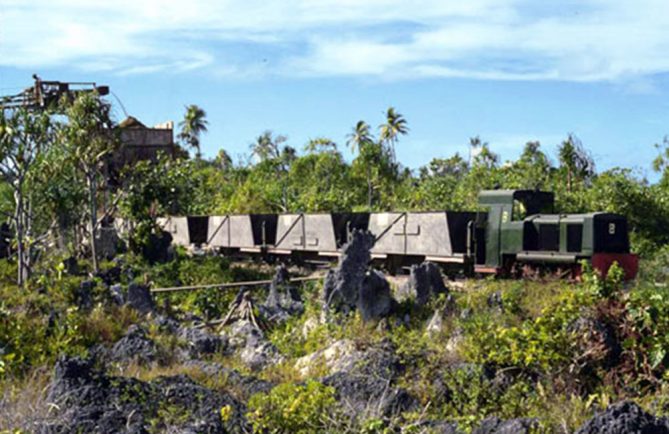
475 190 638 279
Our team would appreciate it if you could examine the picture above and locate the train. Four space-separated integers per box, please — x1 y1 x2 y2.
158 189 639 280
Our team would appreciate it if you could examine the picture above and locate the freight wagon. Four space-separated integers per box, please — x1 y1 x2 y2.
158 189 638 279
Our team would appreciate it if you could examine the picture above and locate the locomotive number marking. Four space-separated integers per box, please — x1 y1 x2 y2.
609 223 616 235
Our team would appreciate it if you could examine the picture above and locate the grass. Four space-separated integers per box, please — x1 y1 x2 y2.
0 367 54 432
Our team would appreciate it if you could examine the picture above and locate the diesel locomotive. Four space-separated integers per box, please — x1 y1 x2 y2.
159 189 639 280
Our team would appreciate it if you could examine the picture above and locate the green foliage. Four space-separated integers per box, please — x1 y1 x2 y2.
434 365 539 430
247 380 339 433
625 283 669 373
462 284 596 371
144 253 270 320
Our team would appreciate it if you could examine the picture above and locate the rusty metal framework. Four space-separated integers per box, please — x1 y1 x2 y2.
0 74 109 110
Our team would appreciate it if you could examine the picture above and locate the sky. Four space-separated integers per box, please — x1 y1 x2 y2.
1 0 669 180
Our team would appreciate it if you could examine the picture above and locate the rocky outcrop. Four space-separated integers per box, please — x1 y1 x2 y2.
110 325 156 365
295 339 364 376
42 355 249 434
473 417 538 434
178 326 226 358
322 230 394 321
426 309 444 336
223 320 283 371
575 401 669 434
76 280 94 311
109 284 124 305
152 374 247 433
262 264 304 322
321 340 417 420
401 262 448 305
358 270 394 321
126 282 155 314
323 230 375 311
570 316 621 369
182 360 275 398
96 265 121 287
44 355 156 433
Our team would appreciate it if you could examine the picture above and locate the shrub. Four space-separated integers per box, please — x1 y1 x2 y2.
461 284 596 371
247 380 340 433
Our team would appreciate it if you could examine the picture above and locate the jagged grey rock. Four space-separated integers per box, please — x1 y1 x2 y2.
265 264 290 308
322 340 417 420
295 339 364 376
575 401 669 434
154 315 180 334
357 270 393 321
76 280 94 311
323 230 375 310
109 284 124 305
224 320 283 371
110 325 156 365
152 374 247 433
178 326 226 358
426 309 444 336
322 230 395 321
473 417 538 434
402 262 448 305
96 265 121 286
569 316 621 368
126 282 155 314
263 264 303 322
42 355 249 434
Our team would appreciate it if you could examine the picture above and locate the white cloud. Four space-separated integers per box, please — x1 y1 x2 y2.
1 0 669 81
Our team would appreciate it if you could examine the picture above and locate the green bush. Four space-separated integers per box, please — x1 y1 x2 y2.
247 380 340 433
461 285 595 371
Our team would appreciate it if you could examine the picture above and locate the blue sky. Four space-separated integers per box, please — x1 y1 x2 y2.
1 0 669 179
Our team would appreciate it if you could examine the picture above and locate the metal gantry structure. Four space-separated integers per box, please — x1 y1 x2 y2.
0 74 109 111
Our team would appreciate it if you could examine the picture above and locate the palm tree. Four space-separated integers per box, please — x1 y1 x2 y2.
347 121 376 209
215 149 233 171
558 134 594 192
469 136 482 166
305 137 337 154
250 130 285 161
178 105 208 159
379 107 408 161
347 121 373 155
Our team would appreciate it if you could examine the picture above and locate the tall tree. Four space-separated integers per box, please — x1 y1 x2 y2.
249 131 293 211
251 130 285 162
347 121 373 155
215 149 233 171
179 105 208 159
379 107 408 162
558 134 594 192
348 121 376 209
61 93 117 273
468 136 484 165
0 108 54 287
304 137 337 154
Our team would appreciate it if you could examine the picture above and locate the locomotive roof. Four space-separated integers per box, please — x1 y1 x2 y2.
478 189 554 201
